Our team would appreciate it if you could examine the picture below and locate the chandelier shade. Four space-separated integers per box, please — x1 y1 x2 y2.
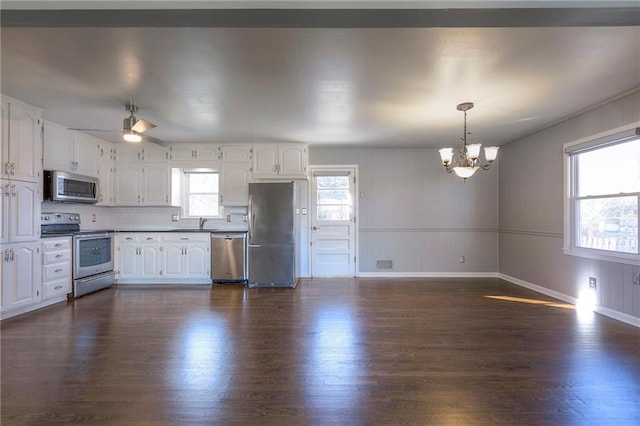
438 102 498 181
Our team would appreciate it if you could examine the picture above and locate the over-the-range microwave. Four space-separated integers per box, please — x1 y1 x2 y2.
44 170 99 204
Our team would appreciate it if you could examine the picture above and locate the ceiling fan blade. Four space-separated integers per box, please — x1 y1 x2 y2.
141 134 169 147
132 118 156 133
68 128 118 133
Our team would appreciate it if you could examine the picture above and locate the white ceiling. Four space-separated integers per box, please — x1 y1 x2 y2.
1 2 639 148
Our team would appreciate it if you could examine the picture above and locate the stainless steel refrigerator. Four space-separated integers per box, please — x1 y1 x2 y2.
248 182 297 288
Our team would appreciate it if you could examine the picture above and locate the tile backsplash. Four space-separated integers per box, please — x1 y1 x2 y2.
40 202 248 231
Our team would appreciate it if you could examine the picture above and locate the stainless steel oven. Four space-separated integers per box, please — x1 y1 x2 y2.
73 232 116 297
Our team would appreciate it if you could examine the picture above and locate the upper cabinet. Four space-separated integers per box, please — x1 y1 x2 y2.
1 97 42 183
219 145 252 164
170 144 219 162
43 120 99 178
113 143 170 163
252 143 308 179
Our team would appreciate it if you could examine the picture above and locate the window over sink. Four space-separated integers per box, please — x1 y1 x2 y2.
171 168 222 218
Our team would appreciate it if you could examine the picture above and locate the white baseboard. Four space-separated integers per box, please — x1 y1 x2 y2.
358 272 499 278
116 279 212 285
498 273 640 328
1 295 68 321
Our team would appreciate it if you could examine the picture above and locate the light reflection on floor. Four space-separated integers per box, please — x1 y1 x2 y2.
168 312 232 416
485 295 575 309
304 304 365 417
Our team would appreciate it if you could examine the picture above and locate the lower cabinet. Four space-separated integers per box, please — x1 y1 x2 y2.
41 236 72 300
1 241 42 313
116 233 210 283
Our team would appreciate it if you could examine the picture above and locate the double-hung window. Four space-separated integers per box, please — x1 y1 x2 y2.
565 126 639 263
172 168 221 218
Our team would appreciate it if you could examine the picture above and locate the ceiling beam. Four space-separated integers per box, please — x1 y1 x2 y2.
2 7 639 27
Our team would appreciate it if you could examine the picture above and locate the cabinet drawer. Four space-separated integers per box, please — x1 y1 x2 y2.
43 278 71 299
43 262 71 281
42 238 71 251
43 249 71 265
162 233 210 243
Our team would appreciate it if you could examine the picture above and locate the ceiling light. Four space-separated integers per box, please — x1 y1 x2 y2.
439 102 498 181
123 129 142 143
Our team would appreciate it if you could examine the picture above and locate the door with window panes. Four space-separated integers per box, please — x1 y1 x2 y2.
310 168 356 276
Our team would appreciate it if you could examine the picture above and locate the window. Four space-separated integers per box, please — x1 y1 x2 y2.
315 175 352 221
565 127 639 263
172 168 221 218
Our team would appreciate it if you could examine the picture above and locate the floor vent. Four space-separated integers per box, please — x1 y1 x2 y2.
376 260 393 269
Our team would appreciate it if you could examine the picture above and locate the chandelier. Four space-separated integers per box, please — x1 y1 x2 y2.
438 102 499 180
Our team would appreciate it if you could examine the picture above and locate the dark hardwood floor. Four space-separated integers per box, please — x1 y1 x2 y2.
2 278 639 425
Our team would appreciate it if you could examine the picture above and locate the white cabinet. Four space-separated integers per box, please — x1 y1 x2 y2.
117 234 163 279
220 163 251 206
163 234 210 279
1 241 42 313
114 143 170 163
219 145 252 163
170 144 219 162
116 232 210 283
113 164 170 206
1 179 40 244
1 97 42 183
43 121 99 178
96 142 114 206
252 144 308 179
41 236 71 300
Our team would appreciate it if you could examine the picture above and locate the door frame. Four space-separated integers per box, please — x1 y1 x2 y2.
308 165 359 277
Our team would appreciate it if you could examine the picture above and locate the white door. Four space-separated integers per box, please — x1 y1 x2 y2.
310 167 357 277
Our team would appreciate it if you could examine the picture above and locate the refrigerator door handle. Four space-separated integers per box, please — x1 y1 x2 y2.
248 194 254 242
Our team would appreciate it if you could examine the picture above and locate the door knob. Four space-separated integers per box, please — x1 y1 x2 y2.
312 226 319 230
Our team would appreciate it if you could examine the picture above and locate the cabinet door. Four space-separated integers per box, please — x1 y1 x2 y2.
140 244 162 278
73 133 99 178
0 179 8 244
43 120 75 173
118 242 141 278
185 244 209 278
163 244 184 277
219 145 251 163
114 145 142 163
143 164 169 206
97 159 113 206
220 163 250 206
278 144 308 177
9 181 40 243
9 102 41 183
1 100 8 179
113 165 141 205
141 144 169 162
194 145 220 161
251 145 279 178
170 146 198 161
2 242 41 312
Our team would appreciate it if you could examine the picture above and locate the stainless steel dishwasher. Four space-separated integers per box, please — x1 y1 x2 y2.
211 232 247 283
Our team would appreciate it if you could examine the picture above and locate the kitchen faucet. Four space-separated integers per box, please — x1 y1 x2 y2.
198 217 208 230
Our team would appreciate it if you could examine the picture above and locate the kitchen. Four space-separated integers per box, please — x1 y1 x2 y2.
1 101 314 319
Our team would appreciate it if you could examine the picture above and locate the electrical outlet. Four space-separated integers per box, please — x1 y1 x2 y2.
171 214 180 222
633 272 640 285
589 277 597 289
459 256 465 263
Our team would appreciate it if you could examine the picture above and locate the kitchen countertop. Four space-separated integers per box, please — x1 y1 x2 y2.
113 229 247 233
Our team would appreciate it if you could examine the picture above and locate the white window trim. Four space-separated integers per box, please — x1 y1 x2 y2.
562 121 640 266
182 168 221 219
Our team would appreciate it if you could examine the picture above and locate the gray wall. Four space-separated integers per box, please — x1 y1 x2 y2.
498 90 640 322
309 148 498 274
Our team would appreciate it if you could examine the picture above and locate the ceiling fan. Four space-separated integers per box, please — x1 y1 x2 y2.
69 102 167 146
